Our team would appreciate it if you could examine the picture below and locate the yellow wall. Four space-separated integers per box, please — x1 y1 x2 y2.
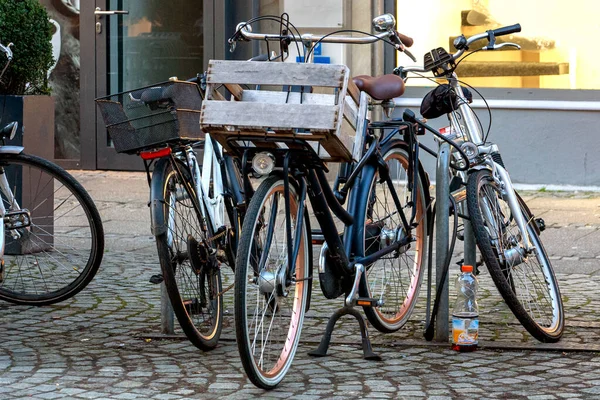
397 0 599 89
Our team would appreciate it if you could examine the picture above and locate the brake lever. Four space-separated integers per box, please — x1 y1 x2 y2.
403 48 417 62
482 42 521 51
389 32 417 63
228 39 237 53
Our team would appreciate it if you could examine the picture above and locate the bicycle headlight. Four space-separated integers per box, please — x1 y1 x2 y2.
251 152 275 175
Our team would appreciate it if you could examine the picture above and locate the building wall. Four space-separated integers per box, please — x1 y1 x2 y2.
396 87 600 188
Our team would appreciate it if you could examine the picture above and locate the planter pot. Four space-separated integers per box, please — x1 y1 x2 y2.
0 95 55 254
1 95 55 159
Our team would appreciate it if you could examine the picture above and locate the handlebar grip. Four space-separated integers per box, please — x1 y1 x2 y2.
395 31 414 48
491 23 521 37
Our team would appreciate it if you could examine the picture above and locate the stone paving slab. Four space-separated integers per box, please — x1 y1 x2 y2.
0 171 598 398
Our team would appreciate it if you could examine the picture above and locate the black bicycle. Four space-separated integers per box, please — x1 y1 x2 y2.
203 14 428 389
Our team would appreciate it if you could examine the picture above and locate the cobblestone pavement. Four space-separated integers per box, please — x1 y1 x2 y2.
0 171 599 399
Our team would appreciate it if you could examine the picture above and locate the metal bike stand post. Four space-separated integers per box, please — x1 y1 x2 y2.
463 216 478 269
435 142 451 342
160 282 175 334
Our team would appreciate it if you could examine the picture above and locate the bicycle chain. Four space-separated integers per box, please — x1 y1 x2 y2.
204 226 228 243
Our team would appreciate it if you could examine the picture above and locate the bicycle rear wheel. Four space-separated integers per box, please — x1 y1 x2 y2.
359 143 427 333
0 153 104 305
467 169 564 342
234 175 309 389
152 158 223 350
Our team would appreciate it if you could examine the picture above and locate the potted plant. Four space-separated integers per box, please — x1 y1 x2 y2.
0 0 55 160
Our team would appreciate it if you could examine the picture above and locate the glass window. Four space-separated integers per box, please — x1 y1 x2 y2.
397 0 598 90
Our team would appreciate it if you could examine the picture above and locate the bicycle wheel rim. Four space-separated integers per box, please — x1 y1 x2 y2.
158 163 222 348
235 176 308 389
361 146 426 332
471 171 563 338
0 154 103 305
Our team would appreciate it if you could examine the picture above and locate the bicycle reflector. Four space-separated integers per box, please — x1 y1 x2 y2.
140 147 172 160
251 152 275 175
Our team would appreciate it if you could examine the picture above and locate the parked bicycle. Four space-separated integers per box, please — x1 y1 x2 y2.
96 74 250 350
0 40 104 305
206 14 427 389
397 23 564 344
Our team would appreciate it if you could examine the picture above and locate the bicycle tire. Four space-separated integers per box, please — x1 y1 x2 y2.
234 175 309 389
467 169 564 342
0 153 104 305
358 142 428 333
152 157 223 350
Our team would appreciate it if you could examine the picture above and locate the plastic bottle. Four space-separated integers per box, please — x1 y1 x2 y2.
452 264 479 352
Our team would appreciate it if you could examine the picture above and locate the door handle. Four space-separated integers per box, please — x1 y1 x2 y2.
94 7 129 16
95 7 128 34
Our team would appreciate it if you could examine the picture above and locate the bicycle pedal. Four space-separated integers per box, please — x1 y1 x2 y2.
355 297 379 307
149 274 163 284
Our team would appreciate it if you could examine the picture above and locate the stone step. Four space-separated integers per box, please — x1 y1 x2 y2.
455 60 569 77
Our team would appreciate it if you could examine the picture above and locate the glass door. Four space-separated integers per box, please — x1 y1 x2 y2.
94 0 204 170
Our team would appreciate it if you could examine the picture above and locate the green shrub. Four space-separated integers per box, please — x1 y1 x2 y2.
0 0 54 95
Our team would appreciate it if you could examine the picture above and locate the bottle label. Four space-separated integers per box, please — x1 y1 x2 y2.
452 317 479 346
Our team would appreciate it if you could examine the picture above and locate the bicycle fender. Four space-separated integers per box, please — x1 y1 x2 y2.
268 171 314 312
0 146 24 154
378 139 433 236
149 158 171 236
304 208 314 313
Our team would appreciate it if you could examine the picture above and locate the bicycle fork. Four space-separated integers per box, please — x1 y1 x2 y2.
487 158 533 254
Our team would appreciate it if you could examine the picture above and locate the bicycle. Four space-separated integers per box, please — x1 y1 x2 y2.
0 40 104 305
96 74 249 350
203 13 428 389
397 24 564 344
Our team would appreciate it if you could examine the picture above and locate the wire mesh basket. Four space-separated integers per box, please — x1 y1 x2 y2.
95 80 204 154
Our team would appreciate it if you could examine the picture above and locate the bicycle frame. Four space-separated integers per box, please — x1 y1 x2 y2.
0 143 26 266
448 76 532 250
250 119 420 305
400 51 533 253
145 136 246 263
224 20 424 306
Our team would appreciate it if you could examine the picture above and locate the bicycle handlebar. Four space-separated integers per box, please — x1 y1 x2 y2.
230 20 414 54
233 23 396 45
398 23 521 74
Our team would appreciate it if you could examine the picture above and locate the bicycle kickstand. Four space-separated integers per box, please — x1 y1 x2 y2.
308 264 382 361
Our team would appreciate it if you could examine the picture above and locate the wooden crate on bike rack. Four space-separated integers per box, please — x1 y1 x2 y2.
200 60 360 162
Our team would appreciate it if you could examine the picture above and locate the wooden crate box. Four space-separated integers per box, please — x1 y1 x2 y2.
200 60 360 162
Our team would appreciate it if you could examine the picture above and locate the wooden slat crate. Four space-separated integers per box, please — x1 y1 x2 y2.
200 60 360 162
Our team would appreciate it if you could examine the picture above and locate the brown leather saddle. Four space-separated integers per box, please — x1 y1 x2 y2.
352 74 405 101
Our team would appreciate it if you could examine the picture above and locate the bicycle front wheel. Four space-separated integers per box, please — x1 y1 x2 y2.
234 175 309 390
467 169 564 342
152 158 223 350
0 153 104 305
359 143 427 333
